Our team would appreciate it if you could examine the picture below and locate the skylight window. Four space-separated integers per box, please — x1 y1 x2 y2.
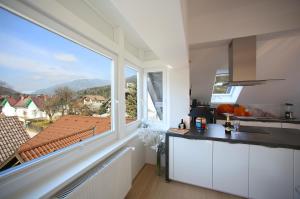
211 72 243 104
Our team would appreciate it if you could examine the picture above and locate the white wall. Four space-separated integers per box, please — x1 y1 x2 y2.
168 67 190 127
190 29 300 118
190 44 228 103
126 136 145 179
2 102 15 116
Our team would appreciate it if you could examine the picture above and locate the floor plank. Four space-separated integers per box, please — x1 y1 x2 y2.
126 164 243 199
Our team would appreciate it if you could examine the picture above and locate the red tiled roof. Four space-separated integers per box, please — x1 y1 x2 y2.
0 96 18 107
13 95 47 109
0 117 30 166
6 96 18 106
18 115 111 162
31 96 47 110
14 96 31 108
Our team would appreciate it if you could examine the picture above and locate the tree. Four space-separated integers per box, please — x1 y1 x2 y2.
55 87 74 116
44 97 59 123
125 83 137 119
99 98 111 115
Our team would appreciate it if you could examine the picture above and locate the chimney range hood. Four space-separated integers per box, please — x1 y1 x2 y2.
225 35 284 86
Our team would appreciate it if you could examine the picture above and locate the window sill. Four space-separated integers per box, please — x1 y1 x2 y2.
0 130 140 199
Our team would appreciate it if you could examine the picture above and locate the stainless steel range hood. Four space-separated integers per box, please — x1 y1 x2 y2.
225 36 284 86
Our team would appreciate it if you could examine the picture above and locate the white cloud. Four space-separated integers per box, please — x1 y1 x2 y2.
0 52 85 82
54 53 77 62
0 33 50 57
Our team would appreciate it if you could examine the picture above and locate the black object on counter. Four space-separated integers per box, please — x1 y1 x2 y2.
224 114 232 134
178 119 186 129
189 106 216 124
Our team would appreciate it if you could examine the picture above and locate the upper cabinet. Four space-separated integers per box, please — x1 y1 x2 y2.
172 137 213 188
249 145 294 199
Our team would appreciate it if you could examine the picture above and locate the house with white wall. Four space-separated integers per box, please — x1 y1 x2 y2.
14 96 47 120
0 97 17 116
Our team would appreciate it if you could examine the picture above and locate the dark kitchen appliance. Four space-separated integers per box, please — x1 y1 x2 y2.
285 103 294 119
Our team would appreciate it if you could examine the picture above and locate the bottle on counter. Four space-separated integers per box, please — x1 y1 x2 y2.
195 117 202 130
178 119 186 129
201 118 207 130
225 114 232 134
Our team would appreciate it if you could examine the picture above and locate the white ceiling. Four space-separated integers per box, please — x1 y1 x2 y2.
188 0 300 45
110 0 189 68
56 0 153 52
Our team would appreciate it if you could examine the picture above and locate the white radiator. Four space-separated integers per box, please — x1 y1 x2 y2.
53 147 132 199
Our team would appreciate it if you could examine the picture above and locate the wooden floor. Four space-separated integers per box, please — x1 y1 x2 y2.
126 164 242 199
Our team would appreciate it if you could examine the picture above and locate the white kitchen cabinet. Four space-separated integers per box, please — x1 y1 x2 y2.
173 137 213 188
213 141 249 197
295 150 300 199
282 123 300 130
249 145 294 199
168 137 174 179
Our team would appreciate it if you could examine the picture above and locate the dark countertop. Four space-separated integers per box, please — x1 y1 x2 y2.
167 124 300 150
216 115 300 124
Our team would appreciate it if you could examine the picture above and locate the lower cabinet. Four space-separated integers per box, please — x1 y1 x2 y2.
249 145 294 199
295 150 300 199
282 123 300 130
172 137 213 188
169 137 297 199
213 142 249 197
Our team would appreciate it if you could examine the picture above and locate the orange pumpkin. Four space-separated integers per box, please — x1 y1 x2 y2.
216 104 234 114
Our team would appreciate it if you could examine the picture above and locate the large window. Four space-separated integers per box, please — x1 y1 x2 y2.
0 8 113 171
147 72 163 121
125 66 138 124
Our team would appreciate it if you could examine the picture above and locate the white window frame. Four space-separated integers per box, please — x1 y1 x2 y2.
0 2 145 198
143 68 167 129
0 4 119 172
124 62 142 132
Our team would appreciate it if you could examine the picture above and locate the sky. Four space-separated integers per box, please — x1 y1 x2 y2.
0 7 123 93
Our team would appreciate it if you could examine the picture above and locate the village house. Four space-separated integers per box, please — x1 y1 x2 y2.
0 96 18 117
9 96 47 120
0 116 30 171
82 95 106 110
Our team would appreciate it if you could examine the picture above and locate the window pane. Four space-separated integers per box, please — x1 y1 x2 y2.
125 66 138 124
147 72 163 121
0 8 113 171
212 74 232 94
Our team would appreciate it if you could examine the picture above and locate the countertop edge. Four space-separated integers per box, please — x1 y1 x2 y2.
166 132 300 150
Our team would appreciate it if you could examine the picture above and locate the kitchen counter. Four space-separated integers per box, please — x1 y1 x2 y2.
165 124 300 182
165 125 300 198
167 124 300 150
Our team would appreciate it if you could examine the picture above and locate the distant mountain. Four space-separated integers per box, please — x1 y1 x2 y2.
125 75 137 84
34 79 110 95
0 86 19 95
77 85 111 99
0 81 19 95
